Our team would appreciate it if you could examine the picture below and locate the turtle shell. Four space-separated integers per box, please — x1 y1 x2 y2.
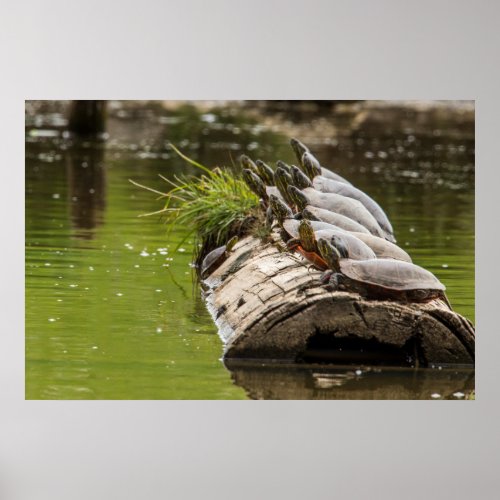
319 167 351 185
339 259 445 292
313 229 376 261
349 233 411 262
303 205 371 234
300 188 388 241
201 246 227 278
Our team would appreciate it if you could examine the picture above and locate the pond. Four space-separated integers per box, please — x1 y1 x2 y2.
25 101 474 399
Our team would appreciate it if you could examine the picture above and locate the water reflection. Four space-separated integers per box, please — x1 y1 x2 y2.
225 361 475 400
66 142 107 239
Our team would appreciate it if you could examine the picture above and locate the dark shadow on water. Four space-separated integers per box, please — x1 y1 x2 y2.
224 359 474 400
66 142 107 239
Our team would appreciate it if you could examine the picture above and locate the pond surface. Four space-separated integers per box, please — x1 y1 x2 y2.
25 101 474 399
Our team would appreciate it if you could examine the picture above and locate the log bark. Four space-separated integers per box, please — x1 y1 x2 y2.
202 232 475 366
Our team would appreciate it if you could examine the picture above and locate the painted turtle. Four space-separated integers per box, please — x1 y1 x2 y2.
274 166 297 209
200 236 239 279
290 138 351 185
317 237 449 305
255 160 275 186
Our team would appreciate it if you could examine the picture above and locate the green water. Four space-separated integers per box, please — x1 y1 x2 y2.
25 101 474 399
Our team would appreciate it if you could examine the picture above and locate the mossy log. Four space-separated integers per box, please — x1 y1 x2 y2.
202 233 475 366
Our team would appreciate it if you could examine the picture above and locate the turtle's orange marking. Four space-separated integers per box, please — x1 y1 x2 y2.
289 242 328 271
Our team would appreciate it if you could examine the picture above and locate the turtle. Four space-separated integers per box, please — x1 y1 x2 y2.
274 166 297 209
269 193 295 224
255 160 275 186
242 168 267 199
290 164 317 189
300 155 395 238
242 169 283 227
286 219 377 265
200 236 239 279
276 160 292 174
240 155 260 175
290 138 309 167
346 232 411 262
302 205 372 234
290 138 351 185
317 237 450 306
300 151 352 185
288 185 392 242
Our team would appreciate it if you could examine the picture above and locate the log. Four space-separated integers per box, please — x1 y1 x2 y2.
202 232 475 366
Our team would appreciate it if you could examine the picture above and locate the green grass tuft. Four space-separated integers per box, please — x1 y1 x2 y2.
131 144 261 267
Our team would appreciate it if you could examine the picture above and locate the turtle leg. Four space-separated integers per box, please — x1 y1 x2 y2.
286 238 301 252
265 206 274 228
320 270 333 285
322 272 341 291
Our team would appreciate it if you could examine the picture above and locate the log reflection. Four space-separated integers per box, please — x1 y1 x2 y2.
224 361 474 400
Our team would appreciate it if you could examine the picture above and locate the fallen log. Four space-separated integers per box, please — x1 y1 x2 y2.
202 232 475 366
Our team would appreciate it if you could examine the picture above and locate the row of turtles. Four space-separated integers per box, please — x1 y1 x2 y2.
202 138 449 308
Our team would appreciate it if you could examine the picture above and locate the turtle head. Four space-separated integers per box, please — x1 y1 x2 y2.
226 235 238 253
274 167 295 206
255 160 275 186
291 165 312 189
302 208 319 221
298 218 316 253
287 186 308 212
276 160 291 174
302 152 322 180
290 138 309 168
269 194 293 225
240 155 259 174
330 234 349 259
317 238 341 272
242 169 267 199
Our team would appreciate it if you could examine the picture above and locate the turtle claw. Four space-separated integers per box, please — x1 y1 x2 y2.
320 270 333 285
320 271 340 291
